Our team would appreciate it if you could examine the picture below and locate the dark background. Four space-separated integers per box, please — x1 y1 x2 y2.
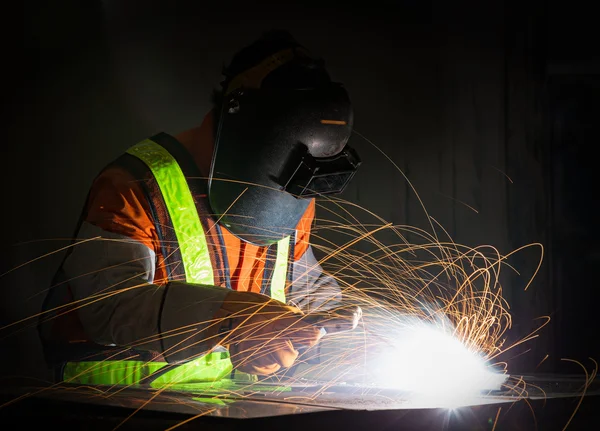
3 0 599 384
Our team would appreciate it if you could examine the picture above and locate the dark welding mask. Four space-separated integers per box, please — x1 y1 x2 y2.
209 47 360 246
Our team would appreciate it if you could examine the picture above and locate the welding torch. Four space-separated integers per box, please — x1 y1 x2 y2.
303 305 362 336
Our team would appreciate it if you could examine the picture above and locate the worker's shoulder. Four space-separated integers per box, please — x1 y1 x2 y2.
91 164 142 192
86 164 151 213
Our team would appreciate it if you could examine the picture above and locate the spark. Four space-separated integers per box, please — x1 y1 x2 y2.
560 358 598 431
536 354 550 370
437 192 480 214
162 409 219 431
490 165 514 184
491 406 502 431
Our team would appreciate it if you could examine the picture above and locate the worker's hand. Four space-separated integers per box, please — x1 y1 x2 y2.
215 290 322 375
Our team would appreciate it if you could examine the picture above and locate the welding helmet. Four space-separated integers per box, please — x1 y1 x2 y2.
209 43 361 246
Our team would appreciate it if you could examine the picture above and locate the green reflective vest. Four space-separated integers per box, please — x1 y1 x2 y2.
62 134 292 387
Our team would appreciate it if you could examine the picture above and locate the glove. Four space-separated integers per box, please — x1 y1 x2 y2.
214 290 323 375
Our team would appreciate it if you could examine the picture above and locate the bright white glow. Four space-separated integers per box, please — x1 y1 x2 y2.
370 324 508 407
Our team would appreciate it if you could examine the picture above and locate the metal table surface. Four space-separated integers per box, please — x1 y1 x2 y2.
1 374 599 430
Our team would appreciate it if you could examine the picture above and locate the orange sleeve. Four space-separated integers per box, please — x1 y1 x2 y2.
294 198 316 261
85 167 159 253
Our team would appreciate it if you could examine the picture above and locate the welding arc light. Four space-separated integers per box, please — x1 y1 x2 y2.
371 325 507 403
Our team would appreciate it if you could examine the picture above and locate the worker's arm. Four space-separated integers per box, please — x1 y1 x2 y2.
62 168 229 363
288 245 342 313
287 200 342 313
62 168 320 368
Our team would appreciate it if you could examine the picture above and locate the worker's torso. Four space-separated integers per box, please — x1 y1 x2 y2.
122 132 297 295
41 130 314 363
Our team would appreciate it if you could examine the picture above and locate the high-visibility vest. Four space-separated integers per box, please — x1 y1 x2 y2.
61 133 294 387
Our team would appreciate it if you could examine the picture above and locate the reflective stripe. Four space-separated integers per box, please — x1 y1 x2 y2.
271 236 290 303
63 360 165 386
127 140 214 285
62 351 232 387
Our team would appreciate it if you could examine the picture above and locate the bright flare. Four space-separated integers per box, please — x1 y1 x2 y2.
371 324 508 406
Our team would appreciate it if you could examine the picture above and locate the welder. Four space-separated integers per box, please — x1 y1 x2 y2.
38 30 361 384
